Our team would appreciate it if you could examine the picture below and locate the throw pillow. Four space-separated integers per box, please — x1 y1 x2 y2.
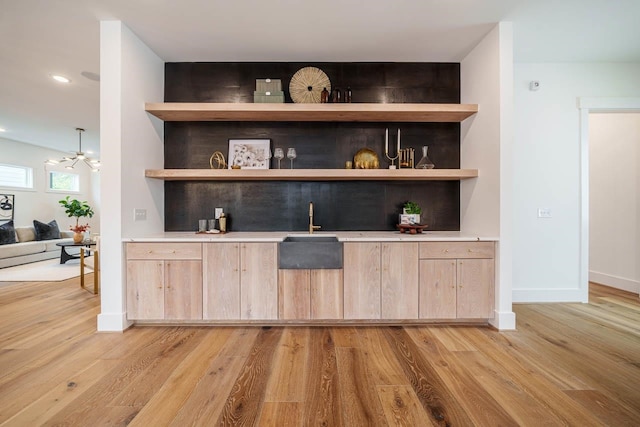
0 220 17 245
33 219 61 241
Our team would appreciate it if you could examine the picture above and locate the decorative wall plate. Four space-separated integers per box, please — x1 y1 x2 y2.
289 67 331 103
354 148 380 169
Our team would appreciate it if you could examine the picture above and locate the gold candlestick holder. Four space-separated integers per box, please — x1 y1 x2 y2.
384 127 400 169
399 148 415 168
384 146 399 169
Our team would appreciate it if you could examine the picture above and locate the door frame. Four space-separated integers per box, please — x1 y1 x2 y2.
577 97 640 301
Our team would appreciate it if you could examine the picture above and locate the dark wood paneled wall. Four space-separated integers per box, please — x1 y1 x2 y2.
164 62 461 232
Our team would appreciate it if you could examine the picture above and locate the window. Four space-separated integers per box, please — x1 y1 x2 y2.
48 171 80 192
0 163 33 189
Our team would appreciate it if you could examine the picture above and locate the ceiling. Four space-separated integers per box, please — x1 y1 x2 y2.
1 0 638 157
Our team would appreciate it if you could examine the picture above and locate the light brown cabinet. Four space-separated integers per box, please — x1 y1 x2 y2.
418 242 494 320
202 243 240 320
343 242 381 319
126 243 203 320
125 239 494 324
202 242 278 320
343 242 419 320
419 259 456 319
278 269 343 320
381 242 419 319
456 258 494 318
240 243 278 320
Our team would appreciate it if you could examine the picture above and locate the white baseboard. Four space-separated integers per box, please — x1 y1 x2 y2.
489 310 516 330
513 288 588 303
590 271 639 295
97 311 133 332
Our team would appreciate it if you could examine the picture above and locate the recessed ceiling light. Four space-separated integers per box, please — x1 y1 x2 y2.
52 75 71 83
0 127 6 132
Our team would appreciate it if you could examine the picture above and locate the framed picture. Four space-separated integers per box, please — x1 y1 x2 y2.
228 139 271 169
0 194 14 224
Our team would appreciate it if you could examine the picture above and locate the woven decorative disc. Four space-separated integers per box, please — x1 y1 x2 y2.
289 67 331 103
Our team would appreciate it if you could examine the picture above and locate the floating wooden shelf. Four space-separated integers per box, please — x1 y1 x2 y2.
145 169 479 181
145 102 478 122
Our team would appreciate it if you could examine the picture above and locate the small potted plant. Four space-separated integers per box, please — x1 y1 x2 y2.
59 196 95 243
400 201 421 225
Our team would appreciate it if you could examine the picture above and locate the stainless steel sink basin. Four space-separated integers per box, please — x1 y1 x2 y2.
282 236 338 243
278 235 343 269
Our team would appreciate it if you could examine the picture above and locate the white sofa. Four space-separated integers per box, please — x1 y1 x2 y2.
0 226 73 269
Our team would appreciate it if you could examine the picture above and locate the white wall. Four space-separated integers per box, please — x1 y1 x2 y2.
0 137 99 232
98 21 164 332
513 63 640 302
589 113 640 294
461 22 515 330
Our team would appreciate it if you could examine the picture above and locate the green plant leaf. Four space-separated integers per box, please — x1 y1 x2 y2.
403 201 421 214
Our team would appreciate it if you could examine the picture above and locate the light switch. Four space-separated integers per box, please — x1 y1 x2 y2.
537 208 552 218
134 208 147 221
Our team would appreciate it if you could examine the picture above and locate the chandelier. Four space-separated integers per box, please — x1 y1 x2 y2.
46 128 100 171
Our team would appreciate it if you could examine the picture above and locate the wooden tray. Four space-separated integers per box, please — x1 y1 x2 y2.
396 224 428 234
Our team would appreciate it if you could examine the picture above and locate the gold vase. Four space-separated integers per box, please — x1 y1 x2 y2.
73 232 84 243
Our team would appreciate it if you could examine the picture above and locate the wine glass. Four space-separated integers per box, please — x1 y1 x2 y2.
287 148 297 169
274 148 284 169
264 147 272 168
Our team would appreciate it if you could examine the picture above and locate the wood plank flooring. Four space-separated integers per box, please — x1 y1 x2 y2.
0 278 638 426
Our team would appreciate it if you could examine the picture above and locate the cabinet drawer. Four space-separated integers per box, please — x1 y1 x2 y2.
419 242 494 259
126 243 202 260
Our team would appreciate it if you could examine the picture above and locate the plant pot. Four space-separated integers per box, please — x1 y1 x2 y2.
399 214 420 225
73 232 84 243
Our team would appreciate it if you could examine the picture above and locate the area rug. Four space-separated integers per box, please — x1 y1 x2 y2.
0 258 93 282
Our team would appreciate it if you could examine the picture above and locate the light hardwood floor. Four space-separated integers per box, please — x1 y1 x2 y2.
0 277 638 426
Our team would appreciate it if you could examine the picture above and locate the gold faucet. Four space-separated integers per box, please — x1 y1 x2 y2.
309 202 321 234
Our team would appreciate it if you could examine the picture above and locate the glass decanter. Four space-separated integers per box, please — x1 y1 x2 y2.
415 146 435 169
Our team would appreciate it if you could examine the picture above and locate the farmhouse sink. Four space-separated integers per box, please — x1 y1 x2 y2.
278 235 343 269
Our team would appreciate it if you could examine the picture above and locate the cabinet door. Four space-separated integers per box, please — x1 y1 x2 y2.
127 260 164 320
278 270 311 320
241 243 278 320
457 259 494 319
203 243 240 319
310 269 343 320
419 259 456 319
164 260 203 320
381 242 419 319
343 242 381 319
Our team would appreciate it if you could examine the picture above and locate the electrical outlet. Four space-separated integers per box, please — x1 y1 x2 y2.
537 208 552 218
215 208 223 219
134 208 147 221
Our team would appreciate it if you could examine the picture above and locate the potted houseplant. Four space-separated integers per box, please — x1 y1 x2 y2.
59 196 95 243
400 201 421 225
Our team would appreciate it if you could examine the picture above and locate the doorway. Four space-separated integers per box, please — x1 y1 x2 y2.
579 98 640 299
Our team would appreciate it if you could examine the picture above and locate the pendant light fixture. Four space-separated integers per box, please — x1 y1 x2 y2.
45 128 100 171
